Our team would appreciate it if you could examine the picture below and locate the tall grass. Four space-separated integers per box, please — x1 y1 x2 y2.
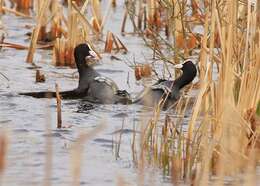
126 0 260 185
0 0 259 185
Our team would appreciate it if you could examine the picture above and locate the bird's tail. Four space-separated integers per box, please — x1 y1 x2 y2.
19 91 56 98
20 90 83 99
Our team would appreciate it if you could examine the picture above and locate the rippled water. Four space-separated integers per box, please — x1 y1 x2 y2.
0 1 192 186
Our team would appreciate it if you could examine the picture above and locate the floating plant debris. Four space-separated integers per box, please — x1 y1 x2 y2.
35 70 45 83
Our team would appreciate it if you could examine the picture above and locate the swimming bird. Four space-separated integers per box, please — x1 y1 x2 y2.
20 43 132 104
133 60 197 108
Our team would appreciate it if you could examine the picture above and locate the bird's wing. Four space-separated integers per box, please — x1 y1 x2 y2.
94 76 119 93
150 80 173 94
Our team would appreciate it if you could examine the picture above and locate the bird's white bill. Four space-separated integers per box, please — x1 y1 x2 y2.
89 50 98 58
85 50 98 60
173 64 183 69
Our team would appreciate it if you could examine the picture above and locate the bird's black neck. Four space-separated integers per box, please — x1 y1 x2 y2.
75 55 96 91
173 69 196 90
75 55 88 75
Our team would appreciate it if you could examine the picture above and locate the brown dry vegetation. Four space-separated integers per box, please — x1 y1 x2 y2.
0 0 260 185
125 0 260 185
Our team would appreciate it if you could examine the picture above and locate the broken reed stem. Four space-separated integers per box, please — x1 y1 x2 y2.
104 31 128 53
2 6 32 18
105 31 113 52
26 0 51 63
55 83 62 128
0 42 28 50
91 0 102 24
71 2 99 36
121 10 128 35
115 120 125 159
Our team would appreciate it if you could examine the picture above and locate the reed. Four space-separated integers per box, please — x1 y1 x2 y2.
53 1 90 66
104 31 128 53
132 0 260 185
1 6 32 18
15 0 32 15
134 64 152 80
1 0 260 185
26 0 51 63
112 0 116 8
55 83 62 128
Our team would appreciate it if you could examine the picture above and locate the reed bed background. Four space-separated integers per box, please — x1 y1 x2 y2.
125 0 260 185
0 0 260 185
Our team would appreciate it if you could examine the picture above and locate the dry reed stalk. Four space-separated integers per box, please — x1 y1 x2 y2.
26 0 51 63
201 1 259 183
1 6 32 18
55 83 62 128
0 41 53 50
89 0 102 32
50 1 63 40
111 33 121 52
198 12 209 81
67 0 76 66
91 0 102 24
146 0 155 27
173 0 183 63
80 0 89 14
0 41 28 49
0 0 3 14
130 0 260 185
104 31 113 52
114 36 128 52
104 31 128 53
116 175 129 186
37 26 47 42
0 132 7 174
208 0 217 82
115 119 125 159
53 38 65 66
16 0 32 14
71 2 99 36
91 17 101 32
191 0 199 17
71 123 105 186
121 10 128 35
112 0 116 8
184 67 210 173
134 64 152 80
53 1 97 67
55 83 62 129
131 122 137 166
137 0 144 30
175 33 197 51
74 0 83 6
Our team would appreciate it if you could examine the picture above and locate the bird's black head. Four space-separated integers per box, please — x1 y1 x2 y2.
173 60 197 89
181 60 197 76
74 43 97 71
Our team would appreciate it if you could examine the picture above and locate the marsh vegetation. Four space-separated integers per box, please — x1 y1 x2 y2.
0 0 259 185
